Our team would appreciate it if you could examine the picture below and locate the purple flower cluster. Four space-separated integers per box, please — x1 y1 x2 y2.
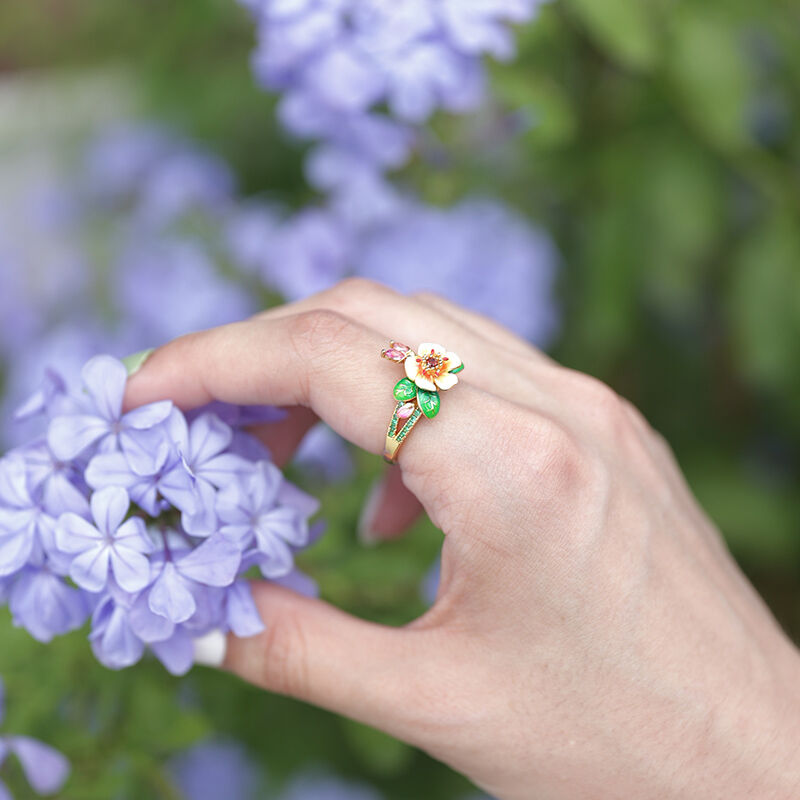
225 0 561 347
0 355 318 675
242 0 549 175
0 678 70 799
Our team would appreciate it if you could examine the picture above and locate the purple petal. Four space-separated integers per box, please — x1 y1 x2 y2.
110 546 152 593
259 507 308 547
225 581 265 637
277 479 320 519
271 568 319 599
122 400 173 430
82 355 127 420
69 545 110 592
178 536 241 587
198 453 251 488
42 473 89 517
157 464 198 515
0 529 34 577
9 568 89 643
8 736 70 794
119 426 171 476
114 518 153 554
256 536 294 579
85 452 138 491
148 562 196 623
129 591 176 643
55 512 101 554
47 414 109 461
90 602 145 669
90 486 130 536
151 628 194 676
189 414 233 466
0 455 32 507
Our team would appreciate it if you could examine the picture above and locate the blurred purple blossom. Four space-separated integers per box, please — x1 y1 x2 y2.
277 772 384 800
169 739 261 800
0 677 70 799
355 198 560 345
293 424 354 484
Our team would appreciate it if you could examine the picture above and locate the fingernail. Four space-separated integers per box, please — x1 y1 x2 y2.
357 477 385 546
194 630 227 668
122 348 155 378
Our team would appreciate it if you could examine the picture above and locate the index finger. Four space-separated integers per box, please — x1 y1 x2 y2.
125 309 505 502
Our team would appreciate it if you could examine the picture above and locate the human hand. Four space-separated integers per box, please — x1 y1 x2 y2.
126 279 800 800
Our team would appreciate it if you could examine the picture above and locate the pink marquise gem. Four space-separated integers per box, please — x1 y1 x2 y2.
397 402 415 419
381 342 411 362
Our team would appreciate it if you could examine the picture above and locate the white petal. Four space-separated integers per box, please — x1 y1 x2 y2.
404 356 419 381
418 342 445 356
415 375 437 392
435 372 458 391
444 351 462 370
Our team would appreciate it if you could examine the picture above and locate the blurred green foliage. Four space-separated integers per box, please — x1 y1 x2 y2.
1 0 799 797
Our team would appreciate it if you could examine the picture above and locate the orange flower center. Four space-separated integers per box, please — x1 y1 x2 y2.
417 353 449 380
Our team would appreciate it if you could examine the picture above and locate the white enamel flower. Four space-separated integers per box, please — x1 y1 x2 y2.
404 342 462 392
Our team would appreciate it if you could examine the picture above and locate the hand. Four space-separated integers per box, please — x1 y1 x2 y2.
126 278 800 800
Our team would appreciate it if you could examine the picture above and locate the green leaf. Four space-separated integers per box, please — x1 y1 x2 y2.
341 719 413 775
565 0 659 71
122 348 154 377
417 388 440 418
449 363 464 374
393 378 417 402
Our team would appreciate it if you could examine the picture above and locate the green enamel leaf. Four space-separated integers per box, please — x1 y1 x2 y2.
449 363 464 374
393 378 417 402
417 388 440 419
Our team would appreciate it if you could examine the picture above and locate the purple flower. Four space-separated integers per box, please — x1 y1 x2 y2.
112 239 257 344
47 355 172 461
244 0 547 173
55 487 153 593
218 462 314 578
278 772 384 800
169 739 261 800
8 565 89 643
259 209 352 301
89 591 146 670
0 677 70 798
2 353 320 675
0 455 57 577
293 423 354 483
146 537 242 624
354 198 560 345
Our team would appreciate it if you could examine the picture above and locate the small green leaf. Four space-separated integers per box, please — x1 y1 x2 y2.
449 364 464 374
122 348 154 377
417 388 440 418
393 378 417 402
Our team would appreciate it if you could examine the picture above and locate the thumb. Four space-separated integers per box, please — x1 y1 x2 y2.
195 582 428 738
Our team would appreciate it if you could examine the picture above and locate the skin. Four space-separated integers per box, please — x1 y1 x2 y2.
126 278 800 800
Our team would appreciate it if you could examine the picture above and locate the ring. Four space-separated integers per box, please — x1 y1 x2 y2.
380 341 464 464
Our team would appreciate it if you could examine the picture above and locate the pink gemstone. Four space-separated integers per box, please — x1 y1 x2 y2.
382 348 405 362
397 402 415 419
390 341 411 354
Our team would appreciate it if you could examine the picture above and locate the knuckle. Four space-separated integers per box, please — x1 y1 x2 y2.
572 374 636 437
287 309 354 362
513 412 587 490
328 276 385 303
413 289 446 305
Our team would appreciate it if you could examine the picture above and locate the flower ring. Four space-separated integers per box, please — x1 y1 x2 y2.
380 341 464 463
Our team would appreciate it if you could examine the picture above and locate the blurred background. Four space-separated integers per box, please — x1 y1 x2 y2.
0 0 798 798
